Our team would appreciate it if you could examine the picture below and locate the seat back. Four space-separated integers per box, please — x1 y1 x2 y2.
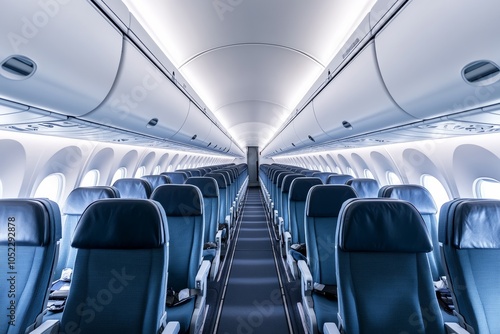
288 177 322 244
281 174 305 231
141 174 171 190
336 198 444 334
311 172 335 184
305 185 357 285
185 177 219 244
205 173 228 225
440 199 500 334
60 198 168 333
161 171 188 184
346 178 379 198
326 174 353 185
151 184 204 292
0 199 61 334
112 178 152 199
379 184 443 279
56 186 119 278
302 170 320 177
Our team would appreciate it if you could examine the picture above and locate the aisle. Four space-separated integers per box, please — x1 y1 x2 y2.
216 188 290 334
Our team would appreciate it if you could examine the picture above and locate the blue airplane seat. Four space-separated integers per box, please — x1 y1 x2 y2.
298 185 357 334
285 177 322 278
378 184 444 280
278 174 305 245
440 199 500 334
142 174 172 190
151 184 210 334
326 174 353 185
34 199 177 333
312 172 336 184
185 177 222 280
112 177 152 199
161 172 188 184
303 170 321 177
205 173 231 238
346 178 379 198
0 199 61 334
332 198 447 334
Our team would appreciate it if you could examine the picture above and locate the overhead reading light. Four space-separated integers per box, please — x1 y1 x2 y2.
146 118 159 128
308 135 316 142
463 60 500 86
191 134 197 141
1 55 36 80
342 121 353 130
207 142 211 147
291 143 296 147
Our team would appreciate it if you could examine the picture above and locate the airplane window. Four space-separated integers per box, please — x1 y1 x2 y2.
318 166 324 172
80 169 100 187
153 165 161 175
167 165 173 172
335 166 342 174
134 166 146 178
364 169 374 179
0 180 3 198
34 173 65 204
325 166 332 172
386 171 402 185
421 174 450 212
111 167 127 185
346 167 357 177
474 177 500 199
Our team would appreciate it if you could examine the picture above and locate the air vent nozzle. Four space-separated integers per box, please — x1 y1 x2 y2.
1 55 36 80
342 121 353 130
308 135 316 142
463 60 500 86
147 118 158 128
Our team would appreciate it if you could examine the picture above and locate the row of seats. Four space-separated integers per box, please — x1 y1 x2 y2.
2 163 247 334
259 163 498 334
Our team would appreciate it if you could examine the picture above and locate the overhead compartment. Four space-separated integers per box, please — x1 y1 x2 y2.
0 0 123 116
82 38 190 140
375 0 500 119
204 124 232 154
313 41 415 141
292 104 331 150
170 102 212 148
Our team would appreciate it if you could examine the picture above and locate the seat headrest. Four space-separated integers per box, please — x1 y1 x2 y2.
281 174 305 193
378 185 437 214
160 172 188 184
326 174 353 185
141 175 172 187
450 199 500 249
72 199 166 249
346 178 380 198
63 186 119 215
338 199 432 253
289 177 323 201
151 184 203 216
306 185 358 217
185 177 219 198
0 199 61 246
205 173 227 188
112 178 152 199
277 172 293 186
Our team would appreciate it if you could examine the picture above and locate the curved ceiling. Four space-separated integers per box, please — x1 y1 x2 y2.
123 0 376 149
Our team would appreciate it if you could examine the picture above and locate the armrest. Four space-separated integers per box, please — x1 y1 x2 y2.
323 323 341 334
297 260 313 295
195 260 211 293
284 231 292 256
445 323 471 334
278 217 284 240
160 321 180 334
28 320 59 334
224 215 231 231
215 229 223 248
273 209 278 226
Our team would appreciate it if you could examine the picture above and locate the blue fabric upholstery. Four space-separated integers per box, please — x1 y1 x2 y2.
161 171 189 184
379 184 443 279
112 178 152 199
326 174 353 185
56 186 119 278
185 177 219 244
306 185 357 284
151 184 204 333
281 174 305 231
0 199 61 334
346 178 379 198
61 199 168 333
336 198 444 334
141 174 171 189
440 199 500 334
288 177 322 243
205 173 229 226
312 172 336 184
